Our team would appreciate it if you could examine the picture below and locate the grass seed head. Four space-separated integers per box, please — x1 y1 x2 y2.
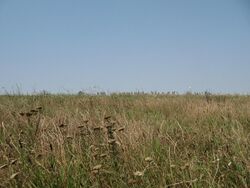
26 112 32 117
92 164 102 171
118 127 125 131
170 164 176 168
104 116 112 121
10 172 20 180
36 106 42 110
77 125 85 129
100 154 107 158
0 164 8 169
19 112 25 116
93 126 102 131
59 123 67 128
108 139 116 144
83 120 89 124
10 159 18 165
66 136 73 139
30 109 38 112
133 171 144 177
145 157 153 163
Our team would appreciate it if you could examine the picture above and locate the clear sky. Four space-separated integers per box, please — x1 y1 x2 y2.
0 0 250 94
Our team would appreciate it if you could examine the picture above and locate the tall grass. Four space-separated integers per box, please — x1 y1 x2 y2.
0 94 249 187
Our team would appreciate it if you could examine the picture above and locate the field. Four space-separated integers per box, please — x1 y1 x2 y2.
0 94 249 187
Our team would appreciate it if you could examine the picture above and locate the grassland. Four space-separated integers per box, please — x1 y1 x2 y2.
0 94 249 187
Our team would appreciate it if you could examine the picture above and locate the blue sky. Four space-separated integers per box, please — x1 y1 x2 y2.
0 0 250 94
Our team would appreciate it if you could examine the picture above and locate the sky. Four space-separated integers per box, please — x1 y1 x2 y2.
0 0 250 94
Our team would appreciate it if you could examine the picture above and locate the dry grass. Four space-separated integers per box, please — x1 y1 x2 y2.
0 93 249 187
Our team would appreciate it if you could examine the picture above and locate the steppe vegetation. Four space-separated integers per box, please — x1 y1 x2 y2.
0 93 249 187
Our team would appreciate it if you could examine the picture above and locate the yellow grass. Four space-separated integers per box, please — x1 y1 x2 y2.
0 93 249 187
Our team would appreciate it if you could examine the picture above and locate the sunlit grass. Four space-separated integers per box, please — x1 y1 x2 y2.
0 93 249 187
